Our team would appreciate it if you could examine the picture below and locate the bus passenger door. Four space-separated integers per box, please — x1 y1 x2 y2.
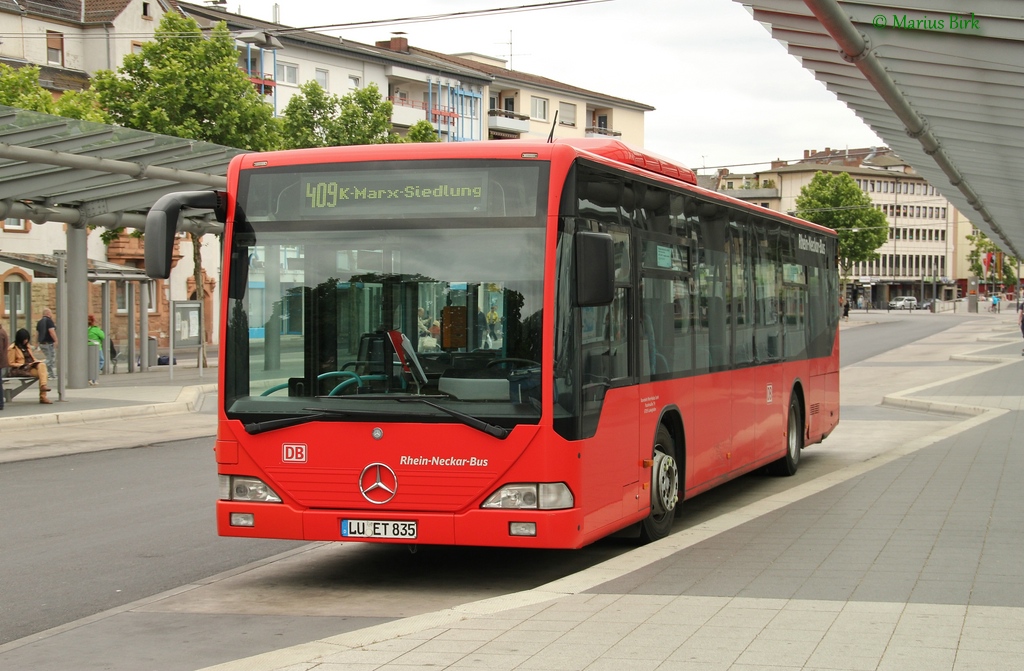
579 228 639 532
754 231 785 462
728 221 761 468
580 288 638 531
691 239 733 487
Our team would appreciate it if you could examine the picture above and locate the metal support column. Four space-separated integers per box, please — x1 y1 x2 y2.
101 282 111 375
140 280 149 372
264 244 281 371
54 250 67 401
127 282 136 373
66 227 88 389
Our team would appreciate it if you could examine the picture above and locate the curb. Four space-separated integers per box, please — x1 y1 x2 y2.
0 383 217 430
881 342 1021 417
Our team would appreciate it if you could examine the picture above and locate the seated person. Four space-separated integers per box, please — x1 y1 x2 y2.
7 328 52 404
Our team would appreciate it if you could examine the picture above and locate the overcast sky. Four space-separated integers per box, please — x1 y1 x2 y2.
230 0 884 174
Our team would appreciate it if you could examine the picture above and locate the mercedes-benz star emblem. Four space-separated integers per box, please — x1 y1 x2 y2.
358 463 398 505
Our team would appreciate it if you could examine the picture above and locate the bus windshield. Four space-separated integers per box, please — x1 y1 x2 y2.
223 160 548 429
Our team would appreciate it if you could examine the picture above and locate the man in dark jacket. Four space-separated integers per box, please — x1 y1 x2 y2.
36 308 57 378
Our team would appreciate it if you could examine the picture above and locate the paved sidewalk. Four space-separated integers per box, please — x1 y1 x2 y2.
0 361 217 463
194 311 1024 671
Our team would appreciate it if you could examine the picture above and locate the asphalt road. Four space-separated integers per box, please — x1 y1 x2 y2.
0 438 301 646
839 309 978 366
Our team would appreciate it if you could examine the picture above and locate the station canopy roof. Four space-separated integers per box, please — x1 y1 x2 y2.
739 0 1024 258
0 251 150 281
0 105 241 233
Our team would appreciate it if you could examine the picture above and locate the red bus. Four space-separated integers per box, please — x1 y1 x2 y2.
146 138 839 549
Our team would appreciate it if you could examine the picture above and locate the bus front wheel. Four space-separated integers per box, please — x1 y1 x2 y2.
640 425 679 543
769 395 803 476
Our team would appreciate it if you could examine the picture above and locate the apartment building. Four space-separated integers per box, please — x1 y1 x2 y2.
180 2 652 146
716 147 974 307
404 47 651 143
0 0 178 87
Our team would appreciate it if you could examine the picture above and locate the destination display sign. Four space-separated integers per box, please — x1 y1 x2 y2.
241 162 544 222
300 170 487 215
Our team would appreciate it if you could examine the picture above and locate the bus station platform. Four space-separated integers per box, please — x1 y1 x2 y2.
2 311 1024 671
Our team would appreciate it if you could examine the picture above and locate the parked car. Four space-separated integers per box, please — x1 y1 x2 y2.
917 299 934 311
889 296 918 309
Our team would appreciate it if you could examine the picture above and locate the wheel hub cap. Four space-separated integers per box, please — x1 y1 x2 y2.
652 451 679 515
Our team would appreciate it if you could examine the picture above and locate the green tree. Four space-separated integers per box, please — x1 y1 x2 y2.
0 63 109 122
0 63 56 112
91 12 279 151
280 81 344 149
53 89 110 123
405 119 440 143
794 171 888 288
337 83 398 145
280 81 438 148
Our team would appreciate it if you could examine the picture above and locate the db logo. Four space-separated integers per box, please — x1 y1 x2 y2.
282 443 307 463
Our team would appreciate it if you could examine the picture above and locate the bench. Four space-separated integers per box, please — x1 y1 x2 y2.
2 370 38 403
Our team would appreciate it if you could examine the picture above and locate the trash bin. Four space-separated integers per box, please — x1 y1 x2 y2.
148 336 158 367
88 342 100 381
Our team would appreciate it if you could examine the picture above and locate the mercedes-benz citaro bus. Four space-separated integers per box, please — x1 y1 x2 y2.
145 138 839 549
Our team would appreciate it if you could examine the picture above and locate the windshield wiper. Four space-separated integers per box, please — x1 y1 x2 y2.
393 397 510 439
244 408 378 435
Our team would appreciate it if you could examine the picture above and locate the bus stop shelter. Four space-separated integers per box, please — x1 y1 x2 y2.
0 105 241 390
0 251 155 400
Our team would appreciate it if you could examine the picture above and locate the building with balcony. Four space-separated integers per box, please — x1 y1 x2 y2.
405 48 652 144
0 0 177 93
180 3 653 146
181 4 493 142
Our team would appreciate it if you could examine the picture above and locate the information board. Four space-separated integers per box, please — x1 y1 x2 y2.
172 301 202 348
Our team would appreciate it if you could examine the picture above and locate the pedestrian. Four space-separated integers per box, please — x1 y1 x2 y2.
36 307 58 378
0 321 8 411
843 299 850 322
87 315 105 386
1018 298 1024 355
486 305 501 339
8 328 52 404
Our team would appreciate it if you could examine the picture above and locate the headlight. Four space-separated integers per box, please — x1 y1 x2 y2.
219 475 282 503
482 483 573 510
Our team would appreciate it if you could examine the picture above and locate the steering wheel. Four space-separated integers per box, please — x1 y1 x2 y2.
486 358 541 369
259 370 372 397
316 370 364 396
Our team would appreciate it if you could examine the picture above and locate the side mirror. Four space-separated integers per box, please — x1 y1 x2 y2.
145 190 226 279
574 231 614 307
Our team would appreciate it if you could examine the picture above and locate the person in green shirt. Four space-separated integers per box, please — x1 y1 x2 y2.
87 314 105 385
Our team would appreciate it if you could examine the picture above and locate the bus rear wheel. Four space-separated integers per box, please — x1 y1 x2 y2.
768 395 802 476
640 425 679 543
